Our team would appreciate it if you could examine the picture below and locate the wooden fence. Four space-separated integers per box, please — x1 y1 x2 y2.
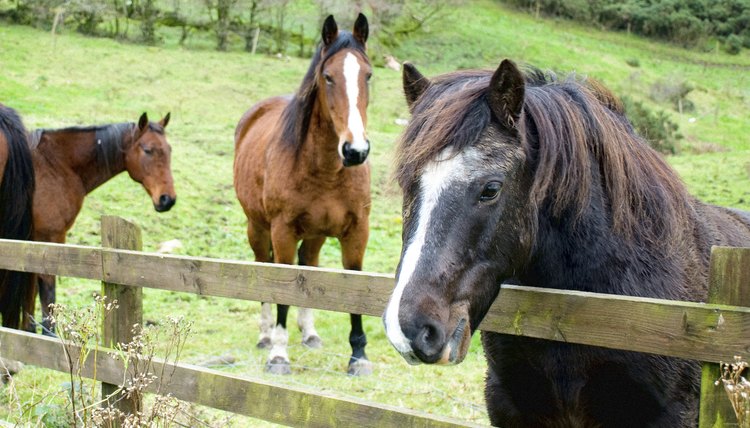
0 216 748 427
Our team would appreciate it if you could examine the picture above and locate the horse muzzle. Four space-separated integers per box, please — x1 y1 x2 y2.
341 140 369 167
154 194 176 212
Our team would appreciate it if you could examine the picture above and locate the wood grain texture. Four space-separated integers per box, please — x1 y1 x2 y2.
101 216 144 419
1 237 749 364
699 246 750 428
0 327 479 428
0 239 101 279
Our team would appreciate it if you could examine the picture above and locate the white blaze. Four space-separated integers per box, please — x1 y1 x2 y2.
384 150 467 354
341 52 368 155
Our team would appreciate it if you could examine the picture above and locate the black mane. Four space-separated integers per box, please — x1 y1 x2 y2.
396 66 691 248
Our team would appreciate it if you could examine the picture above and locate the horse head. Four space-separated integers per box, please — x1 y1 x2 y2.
316 14 372 167
384 60 533 365
125 112 176 212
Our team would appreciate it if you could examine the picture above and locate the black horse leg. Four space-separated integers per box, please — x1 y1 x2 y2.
38 274 56 337
348 313 372 376
265 303 291 375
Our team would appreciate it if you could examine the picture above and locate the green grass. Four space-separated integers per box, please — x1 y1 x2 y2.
1 0 749 425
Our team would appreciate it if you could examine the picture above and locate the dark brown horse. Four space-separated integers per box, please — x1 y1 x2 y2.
234 14 373 375
30 112 175 334
0 104 36 331
383 59 750 426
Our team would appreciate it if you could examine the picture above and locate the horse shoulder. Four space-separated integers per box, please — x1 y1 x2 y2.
31 149 84 238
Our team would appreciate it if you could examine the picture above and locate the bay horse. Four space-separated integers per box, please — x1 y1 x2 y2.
383 59 750 426
234 14 373 376
30 112 175 334
0 104 36 331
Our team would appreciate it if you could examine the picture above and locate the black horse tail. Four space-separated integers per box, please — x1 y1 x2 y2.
0 104 35 330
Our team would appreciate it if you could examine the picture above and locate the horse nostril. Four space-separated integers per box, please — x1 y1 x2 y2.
411 318 446 364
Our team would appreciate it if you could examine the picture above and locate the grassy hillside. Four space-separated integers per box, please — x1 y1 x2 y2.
1 0 749 425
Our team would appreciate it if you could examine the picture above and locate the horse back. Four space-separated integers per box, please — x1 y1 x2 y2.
694 202 750 248
234 95 291 151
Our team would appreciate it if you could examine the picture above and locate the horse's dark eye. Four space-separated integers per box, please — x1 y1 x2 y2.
480 181 502 202
366 73 372 82
324 73 334 85
142 146 153 155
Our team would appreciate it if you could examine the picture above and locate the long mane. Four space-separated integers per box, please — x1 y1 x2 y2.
30 122 137 173
395 67 692 245
279 31 367 153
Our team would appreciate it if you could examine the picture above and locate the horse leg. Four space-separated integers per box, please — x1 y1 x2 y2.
296 237 325 349
20 272 37 333
38 273 56 337
340 224 372 376
246 220 273 349
265 222 298 375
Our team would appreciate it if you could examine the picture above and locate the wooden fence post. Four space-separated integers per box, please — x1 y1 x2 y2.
699 246 750 428
100 216 143 418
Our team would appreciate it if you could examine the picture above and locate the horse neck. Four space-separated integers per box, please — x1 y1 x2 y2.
298 100 342 173
39 125 132 194
519 187 691 300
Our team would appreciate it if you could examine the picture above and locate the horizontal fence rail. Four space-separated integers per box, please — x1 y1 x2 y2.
1 239 749 364
0 327 479 428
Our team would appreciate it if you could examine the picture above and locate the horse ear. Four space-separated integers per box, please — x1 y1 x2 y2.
403 62 431 109
322 15 338 47
488 59 525 130
353 13 368 45
160 112 171 128
138 112 149 131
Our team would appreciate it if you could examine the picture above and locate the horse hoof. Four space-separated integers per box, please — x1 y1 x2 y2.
265 357 291 375
302 335 323 349
256 337 271 349
347 358 373 376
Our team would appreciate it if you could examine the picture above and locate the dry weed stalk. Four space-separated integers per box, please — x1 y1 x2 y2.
46 295 197 427
716 355 750 427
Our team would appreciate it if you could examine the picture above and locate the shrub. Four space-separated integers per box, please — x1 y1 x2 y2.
621 96 682 154
725 34 743 55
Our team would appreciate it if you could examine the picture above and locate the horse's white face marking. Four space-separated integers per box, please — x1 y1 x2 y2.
384 149 470 355
338 52 368 158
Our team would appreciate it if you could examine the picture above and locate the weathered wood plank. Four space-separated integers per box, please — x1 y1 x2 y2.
480 283 750 364
699 247 750 428
0 239 102 280
2 239 750 364
100 249 394 317
0 327 479 428
101 216 143 419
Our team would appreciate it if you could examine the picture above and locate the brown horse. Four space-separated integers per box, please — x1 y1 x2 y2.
234 14 373 375
384 60 750 426
30 112 175 334
0 104 36 330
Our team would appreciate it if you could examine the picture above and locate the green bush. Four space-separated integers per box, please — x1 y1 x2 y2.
621 96 682 155
725 34 743 54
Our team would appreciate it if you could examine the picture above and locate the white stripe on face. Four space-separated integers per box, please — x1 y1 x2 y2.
340 52 368 155
384 149 468 354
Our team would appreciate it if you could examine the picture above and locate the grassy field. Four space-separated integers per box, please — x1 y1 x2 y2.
1 0 749 425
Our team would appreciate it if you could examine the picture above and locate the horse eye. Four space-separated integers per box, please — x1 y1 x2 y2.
479 181 502 202
142 145 154 155
366 73 372 82
324 73 334 85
